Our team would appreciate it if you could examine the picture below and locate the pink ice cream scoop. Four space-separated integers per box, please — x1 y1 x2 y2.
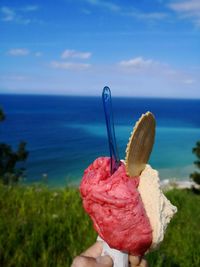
80 157 152 256
80 111 177 266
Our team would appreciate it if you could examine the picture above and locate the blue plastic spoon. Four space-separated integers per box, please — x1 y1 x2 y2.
102 86 121 174
101 87 128 267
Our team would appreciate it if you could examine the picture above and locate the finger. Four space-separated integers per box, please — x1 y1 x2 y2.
71 255 96 267
81 241 103 257
71 255 113 267
96 255 113 266
129 255 142 266
139 258 148 267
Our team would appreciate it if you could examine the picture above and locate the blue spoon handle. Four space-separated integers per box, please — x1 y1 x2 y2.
102 86 120 174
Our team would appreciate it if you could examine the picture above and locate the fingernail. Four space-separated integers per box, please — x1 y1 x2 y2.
96 255 113 265
129 255 141 265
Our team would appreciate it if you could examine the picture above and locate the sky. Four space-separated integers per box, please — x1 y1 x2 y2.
0 0 200 98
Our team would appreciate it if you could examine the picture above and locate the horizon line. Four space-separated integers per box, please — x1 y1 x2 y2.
1 92 200 101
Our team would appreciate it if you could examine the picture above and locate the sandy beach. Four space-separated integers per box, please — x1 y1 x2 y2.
161 178 200 191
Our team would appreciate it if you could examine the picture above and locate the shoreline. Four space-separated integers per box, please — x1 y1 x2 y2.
161 178 199 191
22 176 200 191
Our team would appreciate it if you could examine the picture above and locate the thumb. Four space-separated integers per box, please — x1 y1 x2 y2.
96 255 113 266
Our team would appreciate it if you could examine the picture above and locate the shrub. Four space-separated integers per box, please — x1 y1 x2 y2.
190 141 200 185
0 107 28 184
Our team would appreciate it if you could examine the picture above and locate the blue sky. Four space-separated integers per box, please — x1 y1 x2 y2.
0 0 200 98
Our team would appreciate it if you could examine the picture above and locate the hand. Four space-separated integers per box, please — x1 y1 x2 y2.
129 255 148 267
71 241 148 267
71 241 113 267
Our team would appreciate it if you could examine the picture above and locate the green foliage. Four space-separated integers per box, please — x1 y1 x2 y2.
0 142 28 184
190 172 200 185
190 141 200 185
0 184 96 267
192 141 200 158
146 189 200 267
0 185 199 267
0 107 5 121
0 107 28 184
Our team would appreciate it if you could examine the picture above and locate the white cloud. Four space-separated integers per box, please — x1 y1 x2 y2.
0 74 29 82
7 48 42 57
85 0 120 12
118 56 198 90
83 0 167 21
183 78 196 84
119 57 157 69
81 8 92 15
20 5 39 12
125 10 167 20
164 69 178 76
61 49 92 59
0 5 39 24
169 0 200 26
50 61 91 70
8 48 30 56
162 65 198 87
35 52 42 57
169 0 200 13
9 75 28 81
1 6 15 21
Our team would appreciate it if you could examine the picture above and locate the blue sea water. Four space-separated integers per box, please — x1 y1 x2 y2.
0 94 200 187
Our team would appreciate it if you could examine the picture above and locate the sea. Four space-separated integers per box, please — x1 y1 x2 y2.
1 94 200 187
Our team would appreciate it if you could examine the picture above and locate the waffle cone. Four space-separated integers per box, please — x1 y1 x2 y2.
125 112 156 177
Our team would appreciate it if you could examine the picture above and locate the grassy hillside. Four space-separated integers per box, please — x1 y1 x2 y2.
0 183 199 267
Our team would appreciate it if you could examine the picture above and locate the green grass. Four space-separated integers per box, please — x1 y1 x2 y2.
146 188 200 267
0 183 199 267
0 184 96 267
